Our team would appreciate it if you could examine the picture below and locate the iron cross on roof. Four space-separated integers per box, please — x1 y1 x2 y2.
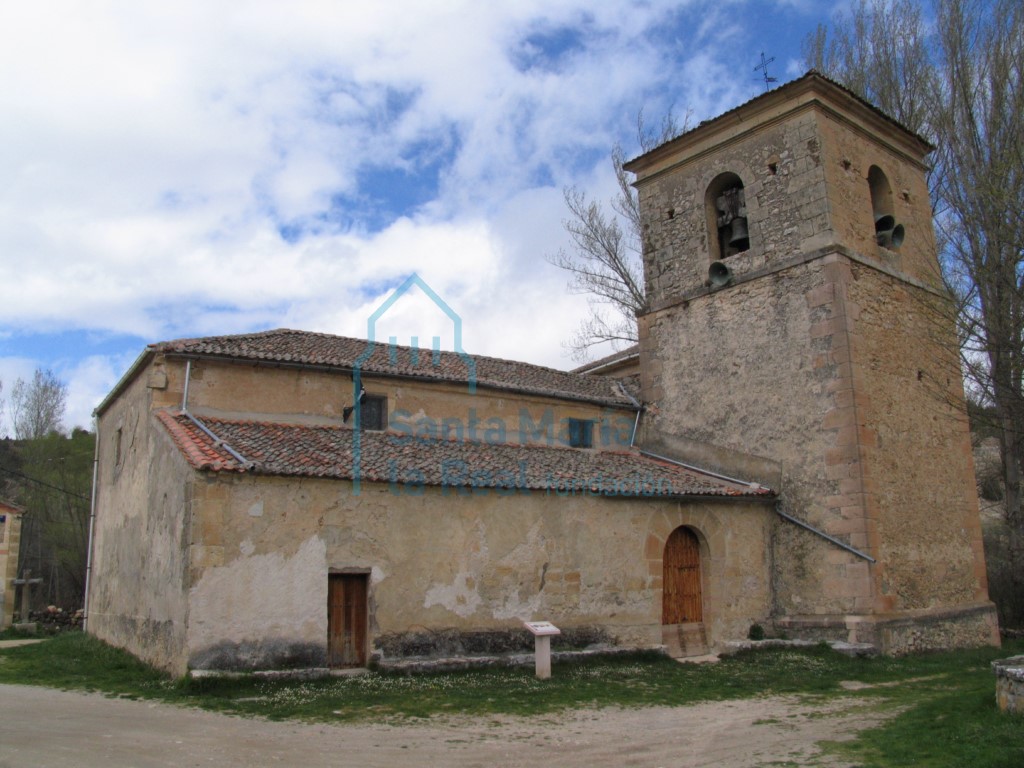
755 51 778 92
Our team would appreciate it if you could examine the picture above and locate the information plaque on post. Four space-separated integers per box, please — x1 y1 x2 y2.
524 621 560 679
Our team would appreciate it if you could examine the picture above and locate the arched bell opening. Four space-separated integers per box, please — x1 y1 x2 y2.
868 165 904 250
705 172 749 262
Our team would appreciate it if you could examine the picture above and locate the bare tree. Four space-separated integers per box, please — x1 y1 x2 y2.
932 0 1024 528
14 429 94 609
550 111 687 360
804 0 936 137
806 0 1024 620
0 379 6 438
10 369 68 439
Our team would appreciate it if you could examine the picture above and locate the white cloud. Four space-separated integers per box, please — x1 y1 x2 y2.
0 1 826 425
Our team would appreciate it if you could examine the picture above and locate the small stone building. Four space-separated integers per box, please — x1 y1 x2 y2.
86 73 998 675
0 500 25 629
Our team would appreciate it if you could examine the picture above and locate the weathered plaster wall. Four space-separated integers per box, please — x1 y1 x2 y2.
160 356 635 450
184 472 773 669
89 366 193 675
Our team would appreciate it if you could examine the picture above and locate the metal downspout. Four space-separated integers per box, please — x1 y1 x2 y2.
179 357 253 469
614 381 643 448
181 359 191 410
775 504 876 563
182 411 254 469
82 419 99 632
638 448 770 491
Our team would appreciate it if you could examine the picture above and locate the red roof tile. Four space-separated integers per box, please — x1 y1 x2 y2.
571 344 640 374
152 329 634 408
157 410 774 500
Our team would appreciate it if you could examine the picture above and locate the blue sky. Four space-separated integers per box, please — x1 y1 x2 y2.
0 0 844 432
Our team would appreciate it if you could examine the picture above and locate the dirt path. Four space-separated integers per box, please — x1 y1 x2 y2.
0 683 890 767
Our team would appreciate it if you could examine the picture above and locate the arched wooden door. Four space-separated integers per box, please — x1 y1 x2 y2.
662 527 703 624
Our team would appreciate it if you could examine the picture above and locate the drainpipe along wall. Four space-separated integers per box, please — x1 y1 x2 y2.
82 418 100 632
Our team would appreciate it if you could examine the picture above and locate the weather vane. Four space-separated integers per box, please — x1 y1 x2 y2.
755 52 778 92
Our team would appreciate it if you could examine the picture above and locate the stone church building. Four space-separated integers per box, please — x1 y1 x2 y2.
86 73 998 675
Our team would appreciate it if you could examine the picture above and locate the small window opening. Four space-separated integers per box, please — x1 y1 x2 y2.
706 172 749 260
567 419 594 448
360 395 387 431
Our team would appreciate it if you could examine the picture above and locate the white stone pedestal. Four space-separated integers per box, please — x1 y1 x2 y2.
524 621 561 680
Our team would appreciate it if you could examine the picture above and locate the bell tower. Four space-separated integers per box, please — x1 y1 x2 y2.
626 73 998 651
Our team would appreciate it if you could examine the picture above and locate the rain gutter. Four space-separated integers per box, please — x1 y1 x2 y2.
180 359 254 470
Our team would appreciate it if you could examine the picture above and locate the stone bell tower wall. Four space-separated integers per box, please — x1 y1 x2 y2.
628 74 997 651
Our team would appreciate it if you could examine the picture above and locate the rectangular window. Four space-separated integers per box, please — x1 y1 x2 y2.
360 394 387 431
567 418 594 448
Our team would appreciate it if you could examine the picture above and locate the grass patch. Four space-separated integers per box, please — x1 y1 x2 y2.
2 634 1024 766
821 645 1024 768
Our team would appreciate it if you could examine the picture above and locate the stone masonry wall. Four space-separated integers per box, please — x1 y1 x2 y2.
0 506 22 629
994 656 1024 715
844 262 989 612
818 109 941 290
637 110 828 307
639 256 868 617
631 80 995 641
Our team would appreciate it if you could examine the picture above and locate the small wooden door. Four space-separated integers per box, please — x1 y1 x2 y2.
328 574 368 667
662 527 703 624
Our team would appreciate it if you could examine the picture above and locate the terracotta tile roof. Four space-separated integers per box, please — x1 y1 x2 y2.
626 71 934 171
152 329 635 408
572 344 640 374
157 410 774 500
157 411 239 472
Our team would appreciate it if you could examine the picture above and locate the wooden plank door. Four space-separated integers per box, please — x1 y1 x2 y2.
328 574 368 667
662 527 703 624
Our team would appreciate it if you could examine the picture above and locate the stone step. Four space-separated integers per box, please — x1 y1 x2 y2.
662 622 708 658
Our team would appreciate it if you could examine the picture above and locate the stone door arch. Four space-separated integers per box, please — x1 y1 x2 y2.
662 526 703 624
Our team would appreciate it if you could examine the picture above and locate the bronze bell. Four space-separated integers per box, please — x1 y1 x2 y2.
728 216 750 251
874 213 905 249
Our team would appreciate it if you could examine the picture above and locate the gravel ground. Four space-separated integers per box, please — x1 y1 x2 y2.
0 683 892 767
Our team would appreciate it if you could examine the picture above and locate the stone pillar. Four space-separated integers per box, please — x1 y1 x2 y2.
994 656 1024 715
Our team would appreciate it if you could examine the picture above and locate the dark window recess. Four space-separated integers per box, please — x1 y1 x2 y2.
359 395 386 431
567 419 594 448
